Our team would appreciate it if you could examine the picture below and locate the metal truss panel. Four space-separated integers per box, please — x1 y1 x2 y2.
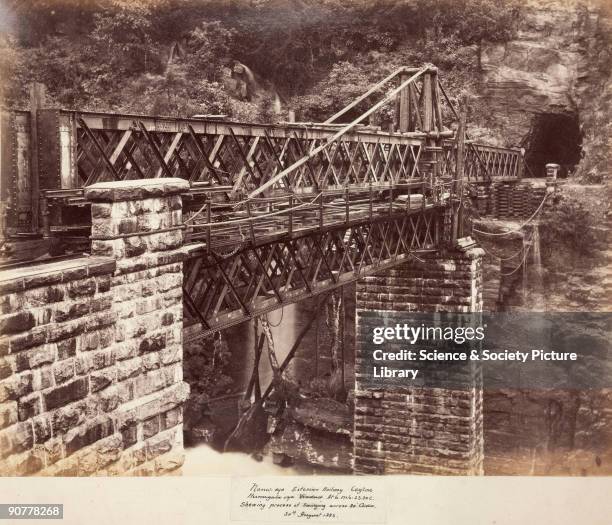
183 208 442 337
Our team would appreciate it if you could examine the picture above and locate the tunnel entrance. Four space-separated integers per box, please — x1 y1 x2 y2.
522 112 582 178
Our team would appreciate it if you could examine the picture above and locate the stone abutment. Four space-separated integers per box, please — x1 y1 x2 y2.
0 179 190 475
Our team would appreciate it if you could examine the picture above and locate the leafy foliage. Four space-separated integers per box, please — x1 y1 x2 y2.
91 2 155 76
2 0 523 121
184 21 236 82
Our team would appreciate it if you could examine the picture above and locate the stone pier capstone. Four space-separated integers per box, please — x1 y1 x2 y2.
0 178 190 475
354 246 485 475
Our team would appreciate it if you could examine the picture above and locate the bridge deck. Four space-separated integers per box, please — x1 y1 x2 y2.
185 183 440 248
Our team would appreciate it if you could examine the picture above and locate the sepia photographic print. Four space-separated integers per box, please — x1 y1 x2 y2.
0 0 611 522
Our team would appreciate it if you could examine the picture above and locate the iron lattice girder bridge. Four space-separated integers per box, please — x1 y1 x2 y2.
73 112 428 192
72 111 520 192
183 203 442 335
0 65 523 337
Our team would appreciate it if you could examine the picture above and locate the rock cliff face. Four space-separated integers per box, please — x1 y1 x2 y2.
480 0 611 179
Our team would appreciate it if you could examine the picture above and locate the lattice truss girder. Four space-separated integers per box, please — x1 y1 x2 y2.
182 209 440 332
438 142 522 181
467 146 522 179
75 118 425 194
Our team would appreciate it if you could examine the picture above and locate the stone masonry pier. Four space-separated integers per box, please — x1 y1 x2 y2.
354 246 485 475
0 179 190 476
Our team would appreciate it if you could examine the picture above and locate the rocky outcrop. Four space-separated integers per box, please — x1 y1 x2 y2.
482 40 581 143
480 0 611 178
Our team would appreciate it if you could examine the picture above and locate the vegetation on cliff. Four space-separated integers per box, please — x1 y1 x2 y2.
1 0 522 121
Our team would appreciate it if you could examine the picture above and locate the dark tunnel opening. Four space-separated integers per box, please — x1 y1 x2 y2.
522 112 582 178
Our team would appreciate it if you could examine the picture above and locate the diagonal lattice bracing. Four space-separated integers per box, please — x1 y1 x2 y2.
75 113 521 194
74 114 430 196
438 141 523 182
182 207 442 337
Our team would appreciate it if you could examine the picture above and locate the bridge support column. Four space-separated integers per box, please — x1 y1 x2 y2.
84 178 191 475
354 246 484 475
